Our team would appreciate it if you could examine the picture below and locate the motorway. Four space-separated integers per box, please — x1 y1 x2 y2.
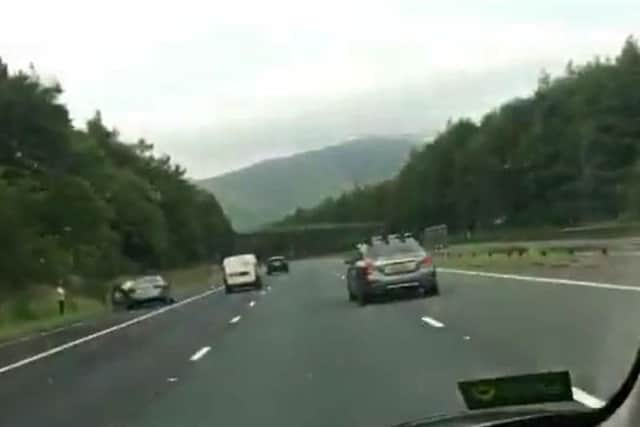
0 258 639 427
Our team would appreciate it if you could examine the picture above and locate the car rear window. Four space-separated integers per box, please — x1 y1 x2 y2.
137 276 163 285
366 239 425 258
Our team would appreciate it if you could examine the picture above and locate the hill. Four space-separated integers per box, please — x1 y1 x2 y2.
279 36 640 238
197 136 420 230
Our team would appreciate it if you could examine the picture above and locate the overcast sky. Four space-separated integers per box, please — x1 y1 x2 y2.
1 0 638 177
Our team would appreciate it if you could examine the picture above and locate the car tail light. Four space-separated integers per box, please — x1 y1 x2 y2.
363 260 375 279
421 256 433 267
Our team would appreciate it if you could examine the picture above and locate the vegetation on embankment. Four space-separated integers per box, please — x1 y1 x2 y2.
0 58 234 339
437 249 587 271
0 290 105 342
279 37 640 237
0 264 222 342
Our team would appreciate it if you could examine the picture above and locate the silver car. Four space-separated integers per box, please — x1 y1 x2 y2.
112 275 174 309
346 236 439 306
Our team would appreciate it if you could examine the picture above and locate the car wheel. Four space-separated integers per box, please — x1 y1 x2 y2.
255 277 263 289
348 289 356 301
225 285 232 294
422 283 439 297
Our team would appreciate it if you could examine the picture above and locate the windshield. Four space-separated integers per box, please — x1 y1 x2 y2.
137 276 163 284
2 3 640 427
367 239 425 259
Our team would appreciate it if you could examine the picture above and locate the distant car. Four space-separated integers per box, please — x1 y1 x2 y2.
266 256 289 275
345 236 438 306
223 254 263 293
111 275 174 309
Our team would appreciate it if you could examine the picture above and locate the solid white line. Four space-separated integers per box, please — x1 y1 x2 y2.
572 387 606 408
0 287 222 376
439 268 640 293
249 301 256 307
229 315 242 324
189 346 211 361
421 316 445 328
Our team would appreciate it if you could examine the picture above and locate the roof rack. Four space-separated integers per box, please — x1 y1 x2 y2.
369 234 391 244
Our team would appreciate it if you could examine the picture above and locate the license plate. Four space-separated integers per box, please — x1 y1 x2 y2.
385 263 414 274
387 282 419 289
230 272 249 277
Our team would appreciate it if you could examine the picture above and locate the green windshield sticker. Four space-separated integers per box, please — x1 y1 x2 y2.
458 371 573 410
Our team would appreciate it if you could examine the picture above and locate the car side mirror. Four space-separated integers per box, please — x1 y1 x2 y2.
344 259 353 265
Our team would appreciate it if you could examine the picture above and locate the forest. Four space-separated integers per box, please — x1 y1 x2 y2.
281 37 640 236
4 36 640 293
0 59 233 296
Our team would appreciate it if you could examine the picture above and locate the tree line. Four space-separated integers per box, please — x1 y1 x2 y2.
280 37 640 237
0 60 233 295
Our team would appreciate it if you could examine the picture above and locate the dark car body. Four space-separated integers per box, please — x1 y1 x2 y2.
111 275 173 309
346 236 438 305
266 256 289 274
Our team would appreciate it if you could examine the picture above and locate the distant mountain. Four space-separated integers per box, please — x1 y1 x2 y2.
197 136 422 231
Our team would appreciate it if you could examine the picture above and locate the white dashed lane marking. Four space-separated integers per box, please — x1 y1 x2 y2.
421 316 445 328
249 301 256 307
229 315 242 324
189 346 211 362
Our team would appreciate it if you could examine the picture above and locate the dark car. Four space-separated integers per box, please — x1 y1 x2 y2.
111 275 174 309
346 235 438 306
266 256 289 275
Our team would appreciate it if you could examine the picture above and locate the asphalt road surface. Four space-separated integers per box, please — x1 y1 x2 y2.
1 258 639 427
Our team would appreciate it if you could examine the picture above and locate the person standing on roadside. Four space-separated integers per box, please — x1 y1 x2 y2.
56 285 66 315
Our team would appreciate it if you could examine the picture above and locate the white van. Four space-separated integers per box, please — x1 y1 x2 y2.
222 254 262 293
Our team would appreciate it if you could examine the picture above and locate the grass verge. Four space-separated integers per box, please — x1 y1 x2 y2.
163 264 222 293
437 251 575 270
0 263 221 344
0 291 105 343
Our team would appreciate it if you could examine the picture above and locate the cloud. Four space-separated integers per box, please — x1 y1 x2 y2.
160 61 549 178
1 0 638 176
